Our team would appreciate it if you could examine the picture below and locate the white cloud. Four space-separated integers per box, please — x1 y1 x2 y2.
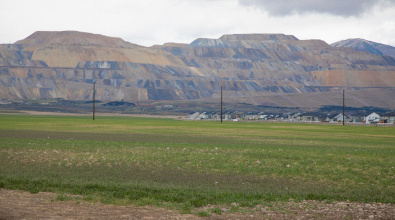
238 0 392 17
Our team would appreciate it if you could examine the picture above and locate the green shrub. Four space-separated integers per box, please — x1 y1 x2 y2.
197 211 211 217
210 207 222 215
180 203 192 214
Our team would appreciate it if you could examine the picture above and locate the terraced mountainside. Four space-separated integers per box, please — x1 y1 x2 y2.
331 38 395 59
1 31 395 108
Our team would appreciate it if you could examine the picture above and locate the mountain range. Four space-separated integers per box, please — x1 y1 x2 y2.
0 31 394 109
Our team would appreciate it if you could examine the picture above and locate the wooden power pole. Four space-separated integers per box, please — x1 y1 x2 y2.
93 82 96 121
220 85 223 124
343 89 345 126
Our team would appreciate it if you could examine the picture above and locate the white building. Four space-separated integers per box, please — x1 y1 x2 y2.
198 112 208 119
333 114 347 122
364 112 380 124
187 112 200 120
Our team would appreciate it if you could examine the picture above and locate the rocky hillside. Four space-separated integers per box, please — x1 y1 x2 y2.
331 38 395 59
1 31 395 108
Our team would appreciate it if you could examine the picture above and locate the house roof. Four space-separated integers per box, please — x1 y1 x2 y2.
366 112 380 118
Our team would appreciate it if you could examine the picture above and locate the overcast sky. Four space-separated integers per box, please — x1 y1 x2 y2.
1 0 394 46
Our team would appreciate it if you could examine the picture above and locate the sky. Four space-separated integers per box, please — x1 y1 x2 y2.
1 0 394 47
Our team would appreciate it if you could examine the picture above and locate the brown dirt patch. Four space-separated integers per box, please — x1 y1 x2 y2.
0 189 197 220
1 189 394 220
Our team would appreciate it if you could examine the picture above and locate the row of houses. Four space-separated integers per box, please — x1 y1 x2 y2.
326 112 395 124
187 111 285 121
187 111 395 124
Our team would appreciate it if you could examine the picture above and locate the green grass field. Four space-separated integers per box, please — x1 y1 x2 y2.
0 114 394 213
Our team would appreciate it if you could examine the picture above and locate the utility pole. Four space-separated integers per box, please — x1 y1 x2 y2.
93 81 96 121
220 85 223 124
343 89 345 126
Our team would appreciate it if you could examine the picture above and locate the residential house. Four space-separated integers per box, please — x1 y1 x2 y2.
207 112 218 120
364 112 380 124
230 112 243 120
299 112 320 122
198 112 208 120
187 112 200 120
243 112 260 120
349 114 365 123
288 113 302 121
333 113 348 122
381 113 395 124
223 111 232 120
301 116 319 122
187 112 209 120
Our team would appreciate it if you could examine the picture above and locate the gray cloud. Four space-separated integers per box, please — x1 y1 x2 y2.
238 0 393 17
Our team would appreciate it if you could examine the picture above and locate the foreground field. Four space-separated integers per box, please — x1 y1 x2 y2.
0 114 394 217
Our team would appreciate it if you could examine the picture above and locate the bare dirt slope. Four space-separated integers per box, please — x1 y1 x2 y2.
0 189 197 220
1 189 394 220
